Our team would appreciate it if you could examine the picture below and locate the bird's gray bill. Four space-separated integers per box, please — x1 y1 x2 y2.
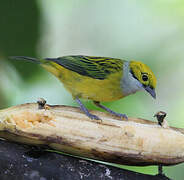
144 86 156 99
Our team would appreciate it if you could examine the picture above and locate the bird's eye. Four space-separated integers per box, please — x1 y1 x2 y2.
142 74 148 81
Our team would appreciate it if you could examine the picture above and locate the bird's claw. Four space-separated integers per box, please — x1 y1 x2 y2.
119 114 128 120
88 113 101 121
112 112 128 120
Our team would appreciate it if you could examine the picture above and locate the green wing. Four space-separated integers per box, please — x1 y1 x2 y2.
44 55 124 80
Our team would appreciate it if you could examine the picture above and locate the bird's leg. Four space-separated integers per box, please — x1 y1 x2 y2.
93 101 128 120
75 98 101 120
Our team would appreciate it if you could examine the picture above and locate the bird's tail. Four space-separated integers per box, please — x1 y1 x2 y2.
10 56 41 64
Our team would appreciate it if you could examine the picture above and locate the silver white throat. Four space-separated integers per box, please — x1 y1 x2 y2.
120 61 144 97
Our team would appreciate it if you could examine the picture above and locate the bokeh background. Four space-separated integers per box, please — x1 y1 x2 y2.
0 0 184 179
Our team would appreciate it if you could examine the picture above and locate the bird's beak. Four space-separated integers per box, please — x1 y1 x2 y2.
144 86 156 99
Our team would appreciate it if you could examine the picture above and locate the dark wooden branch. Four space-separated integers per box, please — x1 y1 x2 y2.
0 140 171 180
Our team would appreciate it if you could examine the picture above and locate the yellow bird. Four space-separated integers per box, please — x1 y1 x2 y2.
12 55 156 120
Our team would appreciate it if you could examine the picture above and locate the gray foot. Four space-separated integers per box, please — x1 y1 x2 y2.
110 112 128 120
76 98 101 120
93 101 128 120
87 113 101 120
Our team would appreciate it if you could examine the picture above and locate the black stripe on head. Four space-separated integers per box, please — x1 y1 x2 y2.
130 69 138 80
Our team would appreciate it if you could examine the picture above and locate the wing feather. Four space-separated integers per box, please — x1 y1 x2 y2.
44 55 124 80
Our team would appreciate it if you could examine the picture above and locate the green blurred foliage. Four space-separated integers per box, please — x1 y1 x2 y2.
0 0 41 78
0 0 184 179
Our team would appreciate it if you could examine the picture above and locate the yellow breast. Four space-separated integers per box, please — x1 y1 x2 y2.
42 62 124 102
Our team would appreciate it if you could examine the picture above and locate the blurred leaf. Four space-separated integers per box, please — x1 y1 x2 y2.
0 0 40 79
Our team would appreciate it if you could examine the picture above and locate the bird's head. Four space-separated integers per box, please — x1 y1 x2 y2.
129 61 157 99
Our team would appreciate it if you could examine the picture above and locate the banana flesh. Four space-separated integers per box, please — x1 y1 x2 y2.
0 103 184 166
